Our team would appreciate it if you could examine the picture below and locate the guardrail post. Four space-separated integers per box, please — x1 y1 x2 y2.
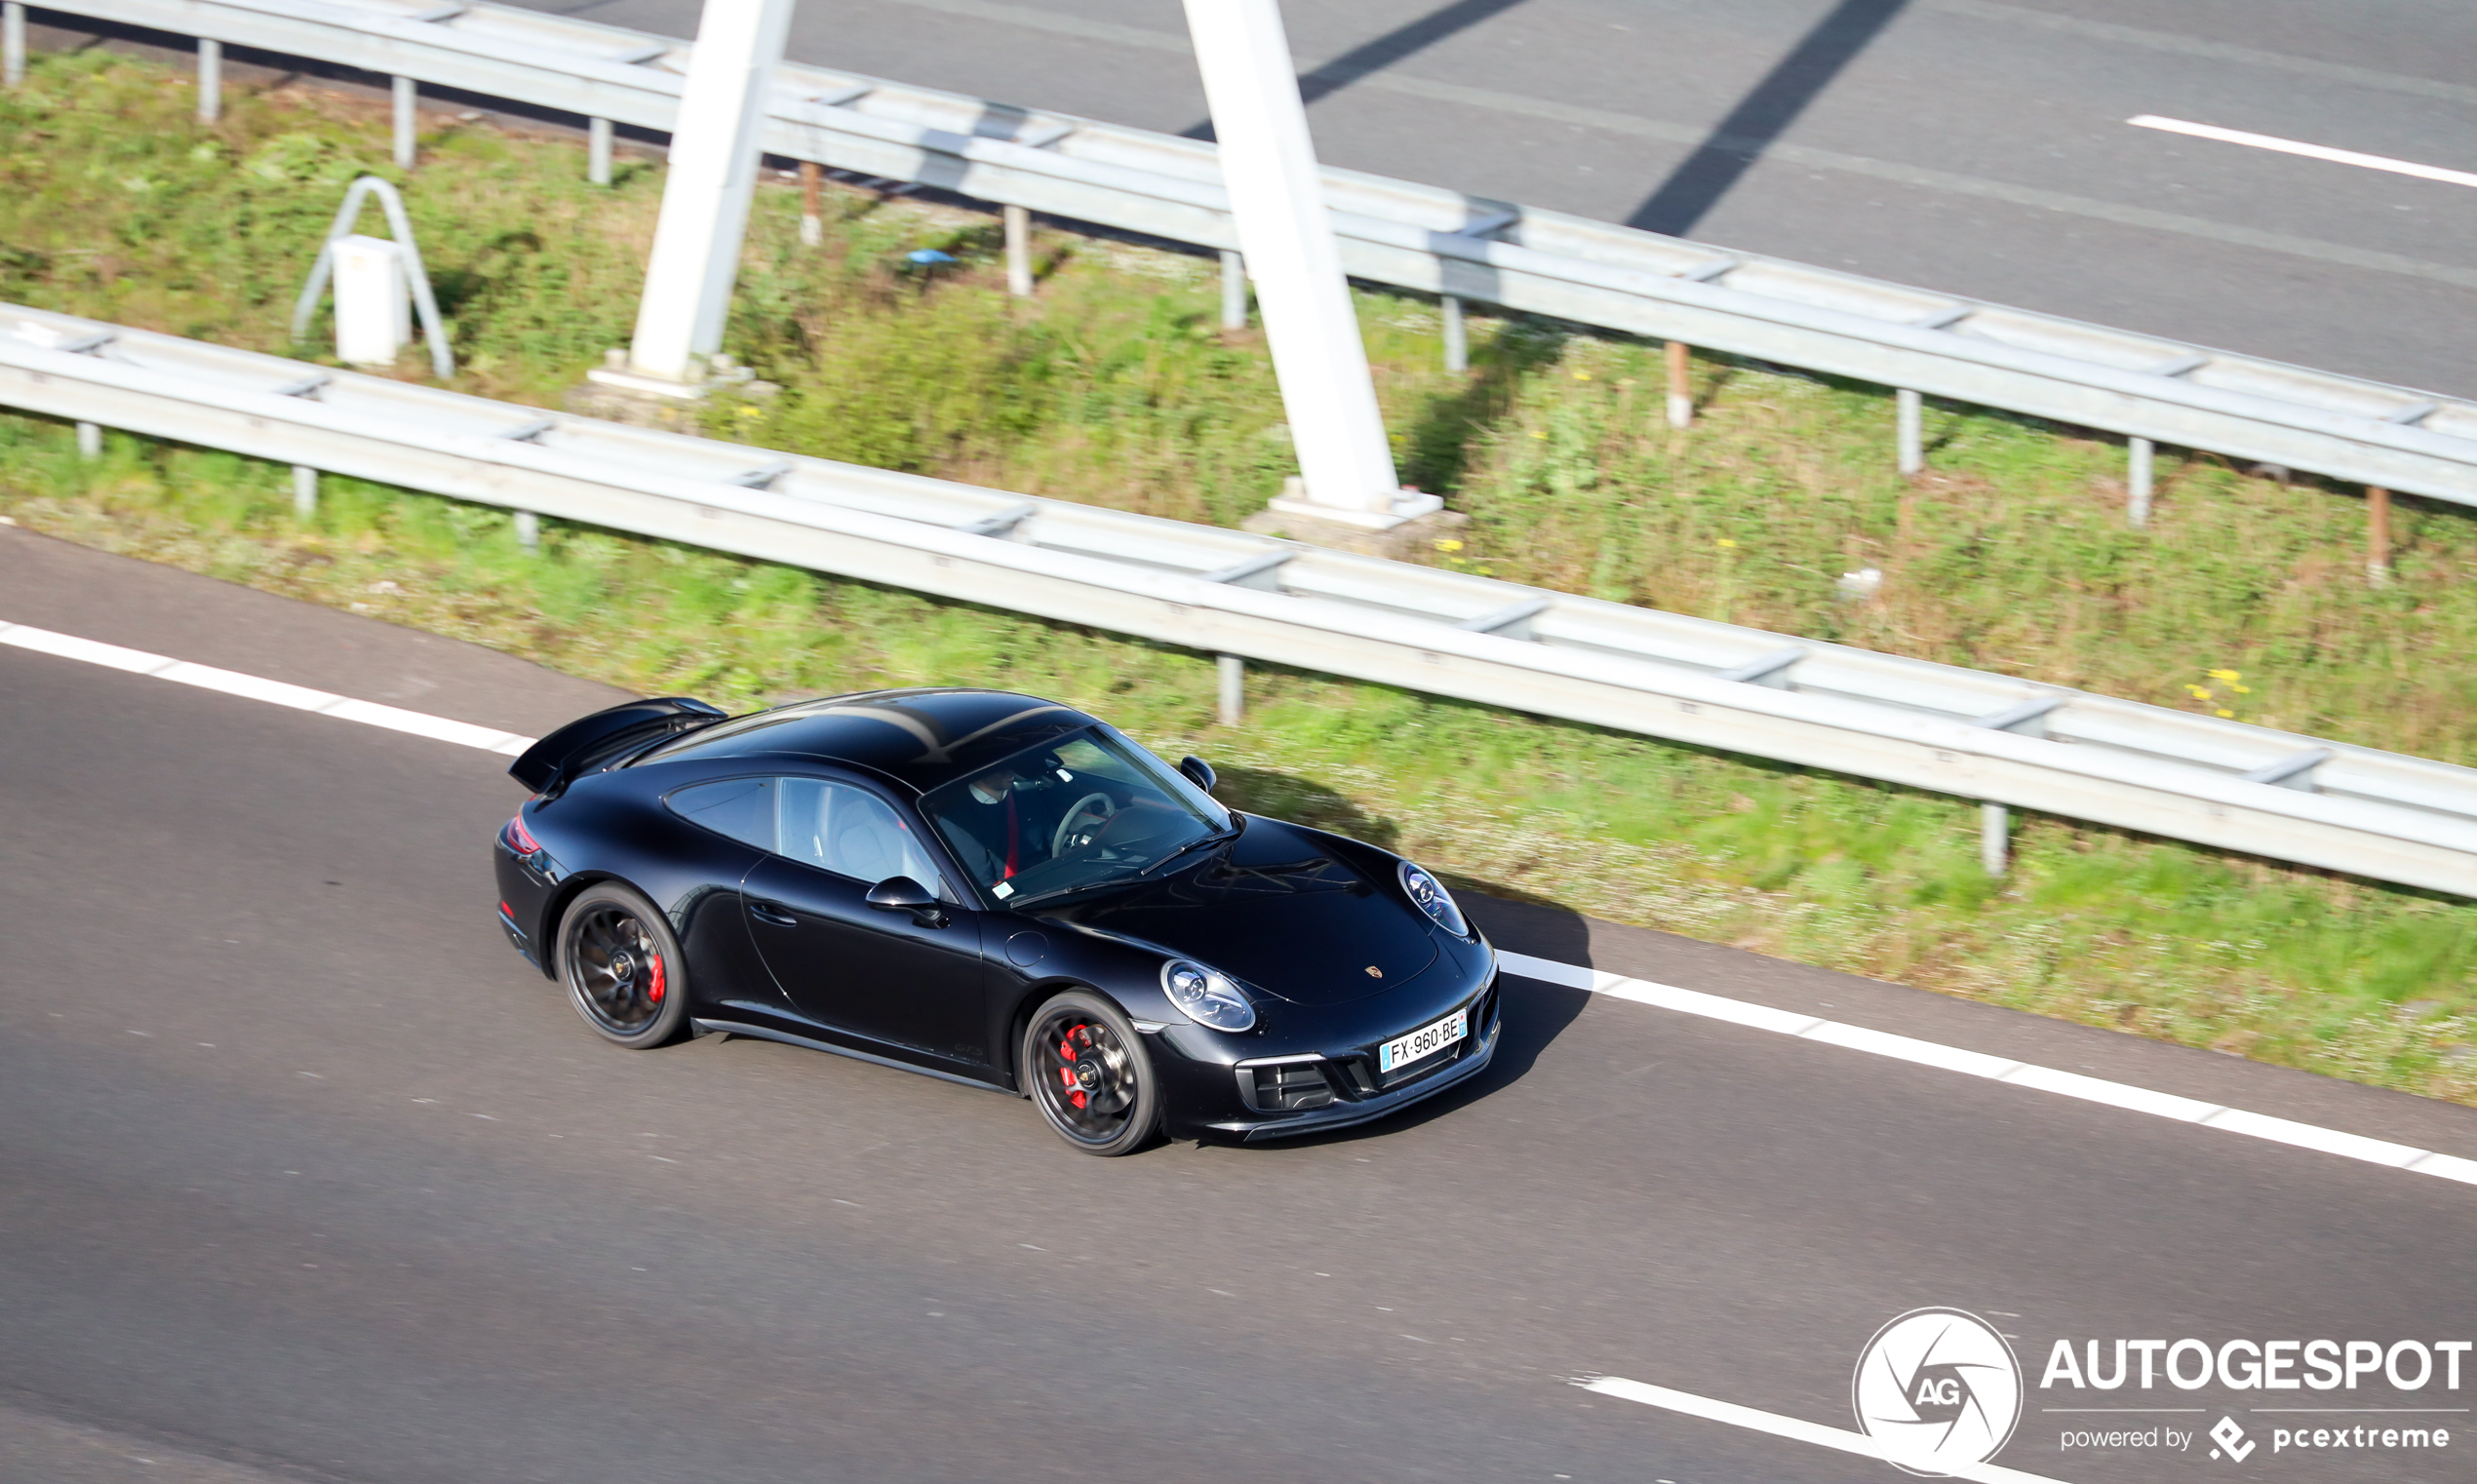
1441 294 1467 373
614 0 796 387
588 116 613 186
2368 487 2392 586
798 159 822 244
1980 801 2009 878
1896 388 1923 475
197 39 221 123
292 465 318 518
3 3 24 88
1666 340 1693 429
75 421 100 458
1219 250 1247 332
392 76 417 170
1216 654 1244 724
514 510 541 550
2127 437 2154 527
1003 204 1034 297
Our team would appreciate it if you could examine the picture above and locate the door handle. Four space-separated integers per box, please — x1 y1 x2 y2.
747 899 798 926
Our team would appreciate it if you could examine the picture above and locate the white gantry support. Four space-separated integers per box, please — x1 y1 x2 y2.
1183 0 1432 528
621 0 796 386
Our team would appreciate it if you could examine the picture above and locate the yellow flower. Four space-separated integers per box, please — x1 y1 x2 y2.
1435 538 1465 553
2208 668 2242 682
2184 684 2212 700
1573 370 1592 380
1530 430 1548 440
736 405 764 419
1716 538 1738 550
2232 684 2252 694
2216 708 2235 718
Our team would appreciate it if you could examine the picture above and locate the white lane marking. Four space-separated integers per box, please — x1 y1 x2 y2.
0 621 536 756
1581 1375 2070 1484
1501 951 2477 1190
11 617 2474 1192
2129 115 2477 190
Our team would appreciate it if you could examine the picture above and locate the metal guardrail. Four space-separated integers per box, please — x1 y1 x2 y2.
29 0 2477 511
8 303 2477 899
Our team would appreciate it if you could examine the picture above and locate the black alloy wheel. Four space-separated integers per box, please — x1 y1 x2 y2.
559 883 689 1048
1023 990 1160 1156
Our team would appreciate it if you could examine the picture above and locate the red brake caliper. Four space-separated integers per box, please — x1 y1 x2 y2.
1061 1026 1087 1109
647 951 666 1004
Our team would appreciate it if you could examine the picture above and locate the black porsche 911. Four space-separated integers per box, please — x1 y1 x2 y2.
492 687 1500 1154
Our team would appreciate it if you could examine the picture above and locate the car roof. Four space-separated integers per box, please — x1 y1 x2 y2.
637 687 1101 794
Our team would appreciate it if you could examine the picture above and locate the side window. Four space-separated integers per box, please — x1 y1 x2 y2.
664 777 776 852
778 778 948 893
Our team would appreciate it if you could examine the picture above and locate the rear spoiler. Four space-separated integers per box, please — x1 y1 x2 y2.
508 696 728 799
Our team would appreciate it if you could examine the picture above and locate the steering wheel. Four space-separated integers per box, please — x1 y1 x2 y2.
1052 792 1117 858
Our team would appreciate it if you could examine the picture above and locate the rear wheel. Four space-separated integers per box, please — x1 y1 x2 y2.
1023 991 1160 1156
558 883 689 1048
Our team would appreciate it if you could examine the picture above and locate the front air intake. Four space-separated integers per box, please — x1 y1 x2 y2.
1243 1062 1335 1113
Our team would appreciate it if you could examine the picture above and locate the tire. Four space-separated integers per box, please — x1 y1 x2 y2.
556 882 690 1049
1022 990 1161 1156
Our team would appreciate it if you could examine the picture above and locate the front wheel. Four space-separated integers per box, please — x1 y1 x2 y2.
1023 991 1160 1156
558 883 689 1049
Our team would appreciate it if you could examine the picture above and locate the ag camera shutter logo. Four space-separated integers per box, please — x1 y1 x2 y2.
1852 1308 2025 1475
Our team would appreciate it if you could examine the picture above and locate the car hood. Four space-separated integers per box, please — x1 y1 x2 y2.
1039 818 1439 1006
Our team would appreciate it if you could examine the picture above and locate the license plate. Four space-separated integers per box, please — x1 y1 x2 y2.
1378 1007 1468 1074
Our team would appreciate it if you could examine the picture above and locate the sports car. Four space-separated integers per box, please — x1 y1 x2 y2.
492 687 1501 1154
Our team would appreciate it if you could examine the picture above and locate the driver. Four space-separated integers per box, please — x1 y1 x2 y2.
939 762 1055 885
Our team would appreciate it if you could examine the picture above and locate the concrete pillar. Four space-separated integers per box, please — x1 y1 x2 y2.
1666 339 1693 429
1441 294 1467 373
197 38 221 123
3 4 24 89
292 465 319 519
392 75 417 170
1216 654 1244 725
1003 204 1034 297
588 115 613 185
1896 388 1923 475
624 0 797 384
1980 801 2009 879
1219 249 1247 332
515 510 541 550
75 421 100 458
2127 436 2154 527
1184 0 1405 522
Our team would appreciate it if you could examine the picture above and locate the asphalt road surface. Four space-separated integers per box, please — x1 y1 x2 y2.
4 526 2475 1484
484 0 2477 399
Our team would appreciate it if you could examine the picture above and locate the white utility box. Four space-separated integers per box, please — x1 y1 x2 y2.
332 233 413 367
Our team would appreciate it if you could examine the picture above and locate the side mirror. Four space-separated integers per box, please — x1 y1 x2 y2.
1178 756 1217 794
866 876 947 927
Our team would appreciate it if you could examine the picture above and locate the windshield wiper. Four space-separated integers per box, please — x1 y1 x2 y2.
1007 877 1144 911
1139 822 1242 878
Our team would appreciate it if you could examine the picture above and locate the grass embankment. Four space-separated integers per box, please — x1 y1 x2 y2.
4 51 2475 1102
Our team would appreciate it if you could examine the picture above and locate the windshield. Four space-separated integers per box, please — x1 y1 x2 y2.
919 726 1232 905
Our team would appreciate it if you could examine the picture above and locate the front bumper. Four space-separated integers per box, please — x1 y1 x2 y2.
1175 972 1504 1143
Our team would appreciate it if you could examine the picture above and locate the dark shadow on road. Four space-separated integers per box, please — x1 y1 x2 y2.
1181 0 1535 141
1625 0 1908 237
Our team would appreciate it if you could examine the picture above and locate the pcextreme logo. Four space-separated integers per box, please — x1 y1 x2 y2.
1852 1308 2025 1476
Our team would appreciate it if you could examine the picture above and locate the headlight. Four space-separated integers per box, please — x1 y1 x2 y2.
1160 959 1256 1032
1398 860 1469 937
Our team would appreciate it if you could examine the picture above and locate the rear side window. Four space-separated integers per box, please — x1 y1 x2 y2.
665 777 776 852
